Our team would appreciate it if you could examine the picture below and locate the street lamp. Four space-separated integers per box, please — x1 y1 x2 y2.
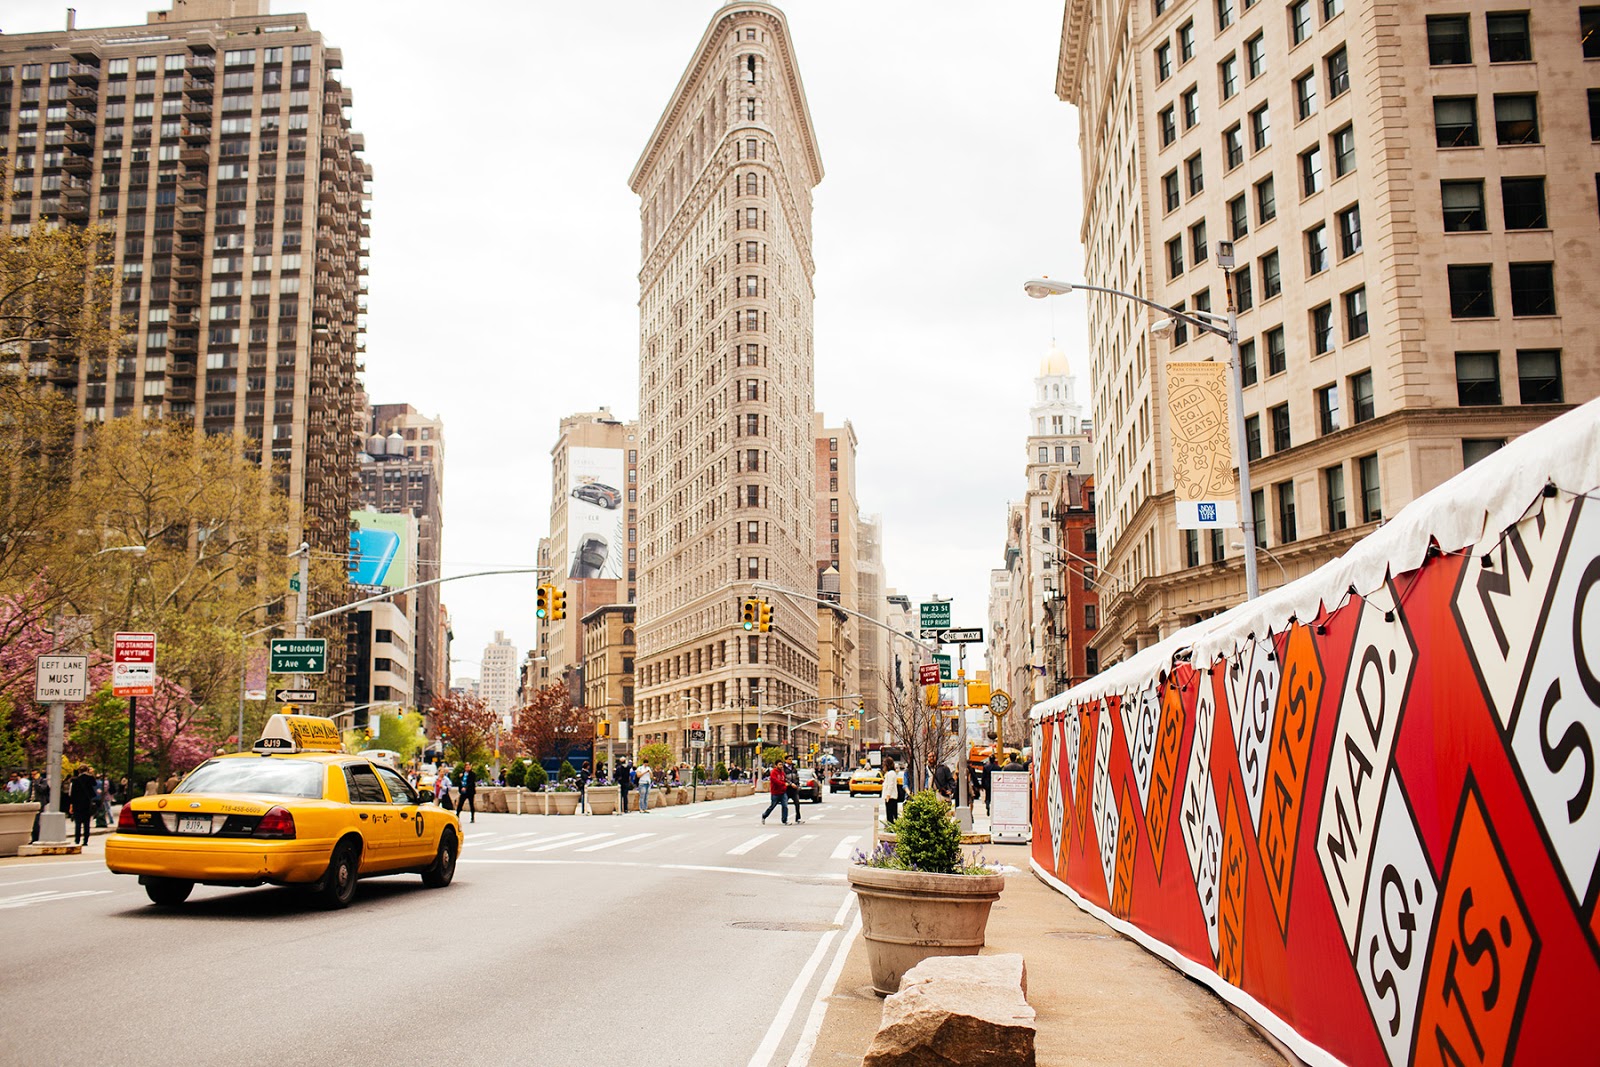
1025 274 1260 600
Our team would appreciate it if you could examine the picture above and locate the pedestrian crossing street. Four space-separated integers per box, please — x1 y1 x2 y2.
462 819 866 865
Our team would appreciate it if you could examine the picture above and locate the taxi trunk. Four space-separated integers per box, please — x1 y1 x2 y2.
107 793 337 887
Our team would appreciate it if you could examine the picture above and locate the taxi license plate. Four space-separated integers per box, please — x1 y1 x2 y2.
177 815 213 835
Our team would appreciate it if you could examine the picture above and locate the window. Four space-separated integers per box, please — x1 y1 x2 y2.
1235 265 1254 310
1322 0 1342 19
1307 223 1330 274
1277 481 1298 543
1256 175 1278 222
1428 15 1472 64
1247 33 1266 78
1221 54 1239 100
1337 204 1363 256
1160 106 1177 146
1455 351 1502 405
1508 262 1554 316
1295 71 1318 120
1350 370 1375 423
1494 94 1539 145
1344 286 1369 339
1318 383 1341 434
1261 250 1282 299
1301 144 1323 195
1157 42 1174 81
1218 0 1235 29
1250 103 1271 151
1325 465 1348 532
1586 7 1600 59
1180 20 1196 61
1163 170 1181 212
1464 439 1506 467
1182 86 1200 128
1516 349 1562 403
1186 153 1204 195
1245 414 1263 459
1493 177 1545 231
1241 340 1258 386
1290 1 1312 45
1486 12 1531 62
1591 90 1600 141
1085 605 1098 630
1211 529 1228 563
1185 530 1201 567
1326 46 1349 98
1172 301 1190 345
1355 454 1381 522
1253 490 1268 548
1312 302 1335 353
1191 219 1209 264
1229 194 1249 237
1266 326 1287 375
1225 123 1244 168
1434 96 1478 147
1441 180 1486 231
1271 403 1292 451
1332 124 1356 177
1167 236 1185 279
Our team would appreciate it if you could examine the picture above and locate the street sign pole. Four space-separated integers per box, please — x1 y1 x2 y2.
294 542 309 690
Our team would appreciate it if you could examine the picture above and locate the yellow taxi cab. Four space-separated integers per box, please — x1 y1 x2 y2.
105 713 462 909
848 767 884 796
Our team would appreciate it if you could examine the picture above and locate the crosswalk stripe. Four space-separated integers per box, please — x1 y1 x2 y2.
484 831 571 852
778 834 816 858
0 889 112 910
727 833 776 856
576 833 654 853
628 833 686 853
527 832 612 852
809 813 827 821
683 811 716 820
830 835 861 860
716 813 739 820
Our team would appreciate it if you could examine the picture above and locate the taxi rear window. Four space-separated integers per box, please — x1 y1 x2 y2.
176 759 325 799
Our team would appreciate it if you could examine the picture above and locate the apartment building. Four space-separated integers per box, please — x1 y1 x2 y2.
1056 0 1598 663
629 3 824 769
815 417 860 704
583 604 636 753
0 1 368 582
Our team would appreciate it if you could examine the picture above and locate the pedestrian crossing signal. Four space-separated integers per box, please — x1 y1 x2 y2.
758 601 773 632
595 720 610 740
536 584 551 619
741 598 758 630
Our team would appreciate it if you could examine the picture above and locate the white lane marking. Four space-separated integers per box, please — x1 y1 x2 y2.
0 889 113 910
628 833 686 853
727 833 776 856
683 811 716 820
788 901 863 1067
717 814 740 820
808 813 827 821
457 858 845 881
0 870 107 890
576 833 654 853
778 834 816 859
485 831 578 852
747 893 856 1067
829 836 862 860
527 832 613 852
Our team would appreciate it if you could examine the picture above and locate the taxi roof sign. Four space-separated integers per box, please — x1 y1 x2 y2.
254 713 344 754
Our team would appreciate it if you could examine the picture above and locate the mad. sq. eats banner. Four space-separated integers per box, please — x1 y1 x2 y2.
1030 399 1600 1066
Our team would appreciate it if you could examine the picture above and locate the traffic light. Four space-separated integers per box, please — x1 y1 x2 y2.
741 598 758 631
551 588 567 620
758 600 773 632
282 704 299 715
536 583 551 619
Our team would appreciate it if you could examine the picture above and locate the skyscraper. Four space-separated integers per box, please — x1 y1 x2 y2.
0 0 367 580
630 4 824 767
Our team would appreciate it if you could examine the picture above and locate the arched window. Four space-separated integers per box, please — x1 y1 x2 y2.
745 173 759 196
622 628 634 645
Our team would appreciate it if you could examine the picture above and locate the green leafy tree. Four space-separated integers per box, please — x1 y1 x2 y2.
363 710 425 763
761 745 788 768
0 696 27 771
637 742 673 783
66 685 128 771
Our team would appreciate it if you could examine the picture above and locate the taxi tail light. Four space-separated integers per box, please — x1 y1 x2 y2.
116 805 136 831
253 806 296 839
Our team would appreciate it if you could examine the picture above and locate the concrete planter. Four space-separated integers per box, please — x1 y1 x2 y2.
549 791 581 815
847 865 1006 997
643 787 671 808
586 784 620 815
517 789 548 815
0 803 40 858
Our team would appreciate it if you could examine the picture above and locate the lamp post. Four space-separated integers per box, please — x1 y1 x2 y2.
1025 273 1260 601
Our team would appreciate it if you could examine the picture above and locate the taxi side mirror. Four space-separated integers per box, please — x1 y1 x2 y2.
418 789 435 804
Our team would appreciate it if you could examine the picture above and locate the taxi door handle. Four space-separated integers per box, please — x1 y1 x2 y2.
399 811 410 819
358 813 368 820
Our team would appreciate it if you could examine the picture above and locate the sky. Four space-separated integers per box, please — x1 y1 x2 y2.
7 0 1088 678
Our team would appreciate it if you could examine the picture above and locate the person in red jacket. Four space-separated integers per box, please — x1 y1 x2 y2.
761 763 789 825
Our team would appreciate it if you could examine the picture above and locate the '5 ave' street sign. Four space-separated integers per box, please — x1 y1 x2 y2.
270 638 327 674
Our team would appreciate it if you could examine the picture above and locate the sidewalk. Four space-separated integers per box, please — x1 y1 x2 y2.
806 836 1288 1067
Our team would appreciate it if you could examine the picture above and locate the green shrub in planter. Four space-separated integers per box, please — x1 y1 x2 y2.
505 761 526 788
525 764 549 791
715 761 728 782
893 790 963 874
558 760 578 783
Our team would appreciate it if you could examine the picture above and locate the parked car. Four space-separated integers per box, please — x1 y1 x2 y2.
571 482 622 509
794 768 823 803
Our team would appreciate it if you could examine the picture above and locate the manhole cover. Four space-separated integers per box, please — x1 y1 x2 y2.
730 920 836 932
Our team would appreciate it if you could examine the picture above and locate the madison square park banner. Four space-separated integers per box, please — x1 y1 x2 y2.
1029 486 1600 1065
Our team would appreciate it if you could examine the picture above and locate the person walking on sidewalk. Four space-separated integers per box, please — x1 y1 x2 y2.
616 759 632 814
636 761 653 812
29 772 49 842
784 759 804 824
435 768 453 810
455 764 477 823
761 764 789 824
981 754 1000 815
928 754 955 800
69 766 97 846
881 756 901 829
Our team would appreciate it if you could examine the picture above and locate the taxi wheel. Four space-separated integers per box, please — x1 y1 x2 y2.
422 829 458 888
144 877 194 906
315 839 360 909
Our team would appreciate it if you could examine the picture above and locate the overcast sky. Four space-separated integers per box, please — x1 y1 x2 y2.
9 0 1087 679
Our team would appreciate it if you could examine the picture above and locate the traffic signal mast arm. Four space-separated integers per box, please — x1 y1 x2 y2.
307 567 552 624
749 582 942 654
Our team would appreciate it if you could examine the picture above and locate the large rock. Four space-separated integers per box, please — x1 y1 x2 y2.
863 954 1036 1067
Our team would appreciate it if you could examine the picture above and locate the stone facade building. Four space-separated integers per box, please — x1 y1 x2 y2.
629 3 824 769
582 604 636 755
1056 0 1598 664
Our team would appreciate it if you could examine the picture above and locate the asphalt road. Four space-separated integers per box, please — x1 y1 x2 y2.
0 790 878 1067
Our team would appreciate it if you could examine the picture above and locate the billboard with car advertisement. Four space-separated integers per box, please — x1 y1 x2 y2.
349 510 413 590
567 447 625 581
1027 399 1600 1066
